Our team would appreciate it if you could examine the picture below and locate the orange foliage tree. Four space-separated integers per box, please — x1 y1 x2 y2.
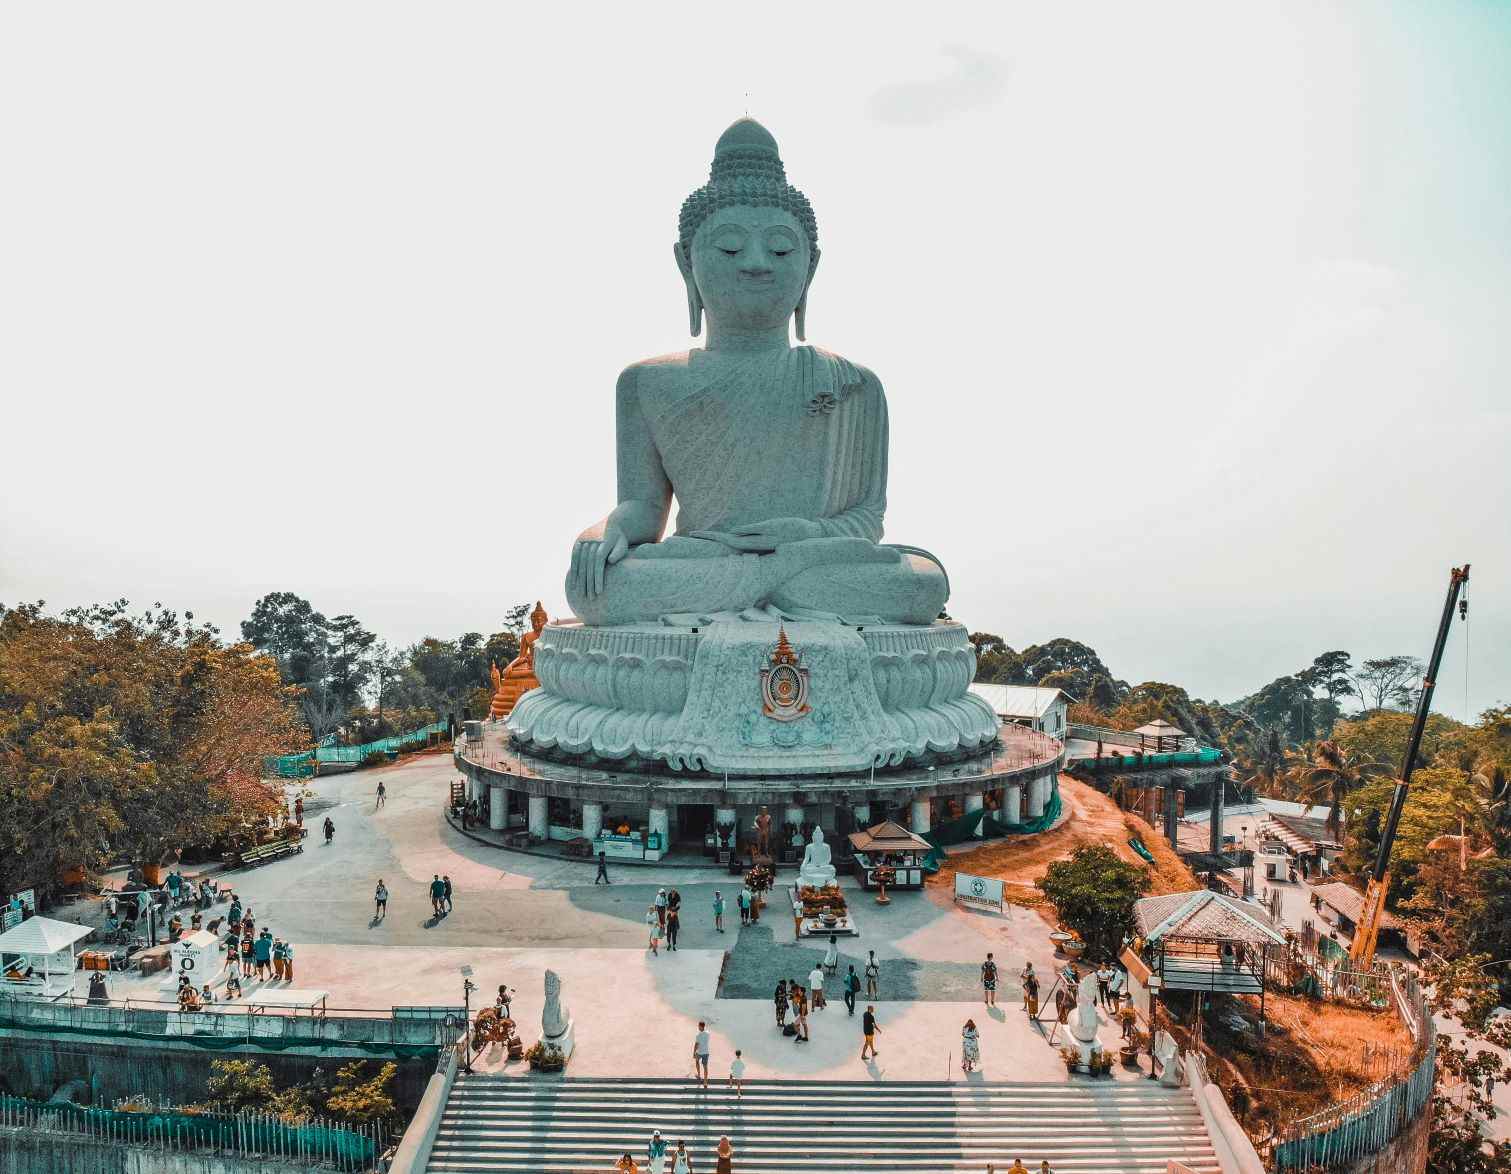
0 601 304 899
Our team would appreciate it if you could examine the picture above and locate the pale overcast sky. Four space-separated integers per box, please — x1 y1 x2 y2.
1 3 1506 717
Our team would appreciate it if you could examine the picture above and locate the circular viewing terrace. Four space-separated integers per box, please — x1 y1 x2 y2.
454 720 1063 855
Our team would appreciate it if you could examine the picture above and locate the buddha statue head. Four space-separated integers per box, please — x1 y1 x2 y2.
676 119 820 340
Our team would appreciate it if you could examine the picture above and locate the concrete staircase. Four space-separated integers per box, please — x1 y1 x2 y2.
425 1076 1223 1173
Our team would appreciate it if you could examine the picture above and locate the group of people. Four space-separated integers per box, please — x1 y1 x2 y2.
218 896 295 996
990 1161 1057 1174
645 887 685 953
617 1131 734 1174
429 874 454 918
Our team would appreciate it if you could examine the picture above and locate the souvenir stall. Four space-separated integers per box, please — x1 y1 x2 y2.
847 820 930 890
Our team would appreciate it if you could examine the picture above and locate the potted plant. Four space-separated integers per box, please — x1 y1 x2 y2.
1090 1049 1114 1076
1059 1046 1081 1074
526 1041 565 1072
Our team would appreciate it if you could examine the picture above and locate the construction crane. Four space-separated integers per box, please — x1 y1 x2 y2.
1349 563 1470 966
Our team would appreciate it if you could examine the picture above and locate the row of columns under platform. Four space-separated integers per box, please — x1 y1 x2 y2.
464 770 1058 846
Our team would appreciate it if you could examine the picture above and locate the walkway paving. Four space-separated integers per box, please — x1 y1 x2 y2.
80 751 1141 1085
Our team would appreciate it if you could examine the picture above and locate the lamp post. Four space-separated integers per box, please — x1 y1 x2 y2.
460 965 476 1074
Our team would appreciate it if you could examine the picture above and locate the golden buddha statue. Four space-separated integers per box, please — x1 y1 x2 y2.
488 602 549 719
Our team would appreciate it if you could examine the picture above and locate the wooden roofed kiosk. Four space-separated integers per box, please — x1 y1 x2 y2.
0 916 93 999
1131 889 1289 1032
1133 719 1187 753
848 820 930 890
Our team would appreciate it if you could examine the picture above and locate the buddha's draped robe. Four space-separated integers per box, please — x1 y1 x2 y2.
627 346 886 544
568 345 946 625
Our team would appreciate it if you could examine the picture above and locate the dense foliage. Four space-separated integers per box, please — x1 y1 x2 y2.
0 601 299 898
197 1058 398 1127
239 592 532 738
1035 844 1151 959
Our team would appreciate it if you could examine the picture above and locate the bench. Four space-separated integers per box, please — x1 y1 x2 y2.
227 838 303 870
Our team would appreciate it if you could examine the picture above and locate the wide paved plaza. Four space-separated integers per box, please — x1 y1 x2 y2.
79 752 1140 1085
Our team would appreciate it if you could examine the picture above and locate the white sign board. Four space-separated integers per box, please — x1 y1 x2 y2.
954 872 1005 913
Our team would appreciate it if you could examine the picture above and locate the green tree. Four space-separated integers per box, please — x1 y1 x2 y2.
1421 954 1511 1172
323 1061 397 1126
1303 739 1394 840
1347 654 1424 713
1332 710 1463 774
1035 844 1151 959
203 1059 279 1113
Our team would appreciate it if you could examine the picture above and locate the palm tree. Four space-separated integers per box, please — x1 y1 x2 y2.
1304 740 1393 840
1241 726 1302 799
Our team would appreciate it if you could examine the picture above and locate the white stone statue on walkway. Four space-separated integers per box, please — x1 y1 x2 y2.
1071 968 1100 1045
540 968 575 1061
798 826 836 889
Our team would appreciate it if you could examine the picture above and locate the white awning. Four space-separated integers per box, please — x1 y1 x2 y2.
0 916 92 956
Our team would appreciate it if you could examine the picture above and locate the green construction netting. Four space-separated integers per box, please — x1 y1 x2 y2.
922 775 1064 869
264 721 447 778
0 1094 375 1163
1092 746 1224 770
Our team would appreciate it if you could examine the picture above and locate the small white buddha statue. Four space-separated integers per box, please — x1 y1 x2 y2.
798 826 836 889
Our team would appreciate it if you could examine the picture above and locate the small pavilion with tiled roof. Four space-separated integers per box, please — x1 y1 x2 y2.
1131 888 1290 1029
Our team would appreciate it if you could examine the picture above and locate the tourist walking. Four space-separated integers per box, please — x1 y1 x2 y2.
666 905 681 951
671 1140 691 1174
792 983 809 1042
442 875 454 914
1107 965 1125 1011
647 906 663 955
692 1021 711 1088
228 897 242 933
808 962 826 1010
239 933 254 978
271 938 285 981
1005 1160 1030 1174
1096 963 1114 1008
595 851 611 885
374 879 388 920
615 1154 639 1174
1054 984 1072 1026
375 779 385 808
668 887 682 926
737 886 751 926
861 1005 880 1060
728 1050 745 1099
281 940 295 983
864 950 880 998
323 816 334 844
715 1135 734 1174
822 934 838 976
429 875 445 918
1021 962 1039 1016
713 890 725 932
982 952 999 1006
961 1018 980 1074
224 972 242 999
655 888 668 929
774 979 788 1031
646 1130 667 1174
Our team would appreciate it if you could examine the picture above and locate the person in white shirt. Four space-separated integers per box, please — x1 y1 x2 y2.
808 964 826 1009
692 1021 711 1088
728 1048 746 1098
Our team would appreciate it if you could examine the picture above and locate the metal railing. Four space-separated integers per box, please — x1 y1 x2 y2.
0 1094 385 1172
1261 967 1436 1171
456 723 1063 790
0 992 451 1050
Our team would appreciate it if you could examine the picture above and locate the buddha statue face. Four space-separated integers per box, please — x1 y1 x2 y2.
678 205 816 337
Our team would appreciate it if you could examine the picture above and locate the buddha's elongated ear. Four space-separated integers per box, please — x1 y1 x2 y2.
674 241 702 337
794 247 821 342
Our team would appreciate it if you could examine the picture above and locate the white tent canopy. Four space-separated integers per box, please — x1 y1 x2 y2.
0 916 92 955
0 916 92 998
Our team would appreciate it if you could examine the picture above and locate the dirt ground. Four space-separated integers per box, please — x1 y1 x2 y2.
1179 990 1415 1136
927 775 1199 907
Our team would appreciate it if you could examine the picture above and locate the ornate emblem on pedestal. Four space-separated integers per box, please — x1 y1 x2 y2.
760 625 811 722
